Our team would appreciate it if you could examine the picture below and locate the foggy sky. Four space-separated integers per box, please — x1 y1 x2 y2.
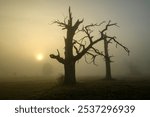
0 0 150 79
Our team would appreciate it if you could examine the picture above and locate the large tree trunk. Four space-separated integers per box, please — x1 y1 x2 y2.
104 38 112 80
63 18 76 84
64 61 76 84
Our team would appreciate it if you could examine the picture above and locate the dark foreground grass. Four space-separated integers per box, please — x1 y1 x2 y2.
0 77 150 100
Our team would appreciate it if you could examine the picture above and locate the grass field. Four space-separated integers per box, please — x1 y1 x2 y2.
0 77 150 100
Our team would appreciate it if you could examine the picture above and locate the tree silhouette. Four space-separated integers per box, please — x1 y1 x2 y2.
49 7 128 84
98 21 130 80
49 7 104 85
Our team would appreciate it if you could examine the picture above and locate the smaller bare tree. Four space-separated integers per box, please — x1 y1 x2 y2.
98 20 130 80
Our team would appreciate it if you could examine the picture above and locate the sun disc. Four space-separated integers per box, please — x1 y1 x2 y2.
36 54 43 61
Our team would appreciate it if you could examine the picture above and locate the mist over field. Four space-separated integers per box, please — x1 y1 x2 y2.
0 0 150 81
0 0 150 100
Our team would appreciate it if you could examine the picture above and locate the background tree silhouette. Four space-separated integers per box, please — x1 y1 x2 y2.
50 7 105 85
98 20 130 80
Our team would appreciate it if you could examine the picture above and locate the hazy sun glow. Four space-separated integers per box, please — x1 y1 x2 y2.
36 54 44 61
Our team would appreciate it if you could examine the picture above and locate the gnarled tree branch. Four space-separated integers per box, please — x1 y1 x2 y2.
49 49 65 64
73 21 109 63
106 35 130 55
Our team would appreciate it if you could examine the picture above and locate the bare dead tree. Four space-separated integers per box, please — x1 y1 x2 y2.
99 20 130 80
49 7 105 85
49 7 125 84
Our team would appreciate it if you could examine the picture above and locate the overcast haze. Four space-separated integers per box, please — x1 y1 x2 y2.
0 0 150 80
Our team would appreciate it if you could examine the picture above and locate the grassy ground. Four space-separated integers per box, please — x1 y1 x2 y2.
0 77 150 100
